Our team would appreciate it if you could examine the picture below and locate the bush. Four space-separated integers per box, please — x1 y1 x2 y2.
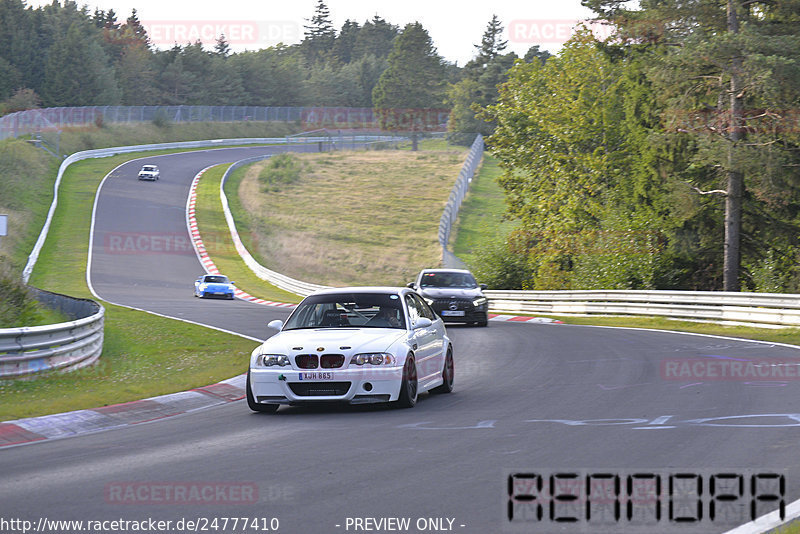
152 110 170 128
258 153 304 191
0 273 41 327
468 234 534 289
0 88 40 115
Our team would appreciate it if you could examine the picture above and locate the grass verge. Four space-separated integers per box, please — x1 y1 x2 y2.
451 153 515 264
194 164 301 304
233 144 468 287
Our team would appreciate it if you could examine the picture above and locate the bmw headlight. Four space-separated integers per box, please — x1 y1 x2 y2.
259 354 290 367
350 353 395 366
472 297 488 307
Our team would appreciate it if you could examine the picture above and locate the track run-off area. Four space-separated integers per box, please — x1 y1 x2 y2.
1 145 799 533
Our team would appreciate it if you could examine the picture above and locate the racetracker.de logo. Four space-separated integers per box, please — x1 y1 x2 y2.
508 19 614 44
102 231 247 255
105 482 258 505
661 358 800 381
141 20 300 46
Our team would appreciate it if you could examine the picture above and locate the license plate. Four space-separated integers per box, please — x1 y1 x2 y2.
215 292 226 295
299 372 334 381
441 310 465 317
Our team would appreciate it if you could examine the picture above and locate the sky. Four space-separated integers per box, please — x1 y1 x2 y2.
27 0 603 64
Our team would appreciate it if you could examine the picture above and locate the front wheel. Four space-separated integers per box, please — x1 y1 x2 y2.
395 355 418 408
246 371 279 413
431 347 454 394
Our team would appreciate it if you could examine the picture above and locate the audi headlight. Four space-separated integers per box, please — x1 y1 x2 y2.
259 354 290 367
472 297 488 307
350 353 395 366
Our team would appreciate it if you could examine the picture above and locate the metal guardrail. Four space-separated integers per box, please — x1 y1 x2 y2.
0 289 104 378
438 134 483 263
485 289 800 327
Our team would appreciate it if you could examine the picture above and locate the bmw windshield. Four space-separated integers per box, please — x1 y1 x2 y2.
284 293 406 330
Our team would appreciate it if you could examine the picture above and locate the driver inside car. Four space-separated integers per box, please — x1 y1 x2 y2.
366 306 401 327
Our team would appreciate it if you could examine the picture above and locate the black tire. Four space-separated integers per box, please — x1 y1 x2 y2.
395 355 418 408
431 346 454 394
477 314 489 327
246 371 279 413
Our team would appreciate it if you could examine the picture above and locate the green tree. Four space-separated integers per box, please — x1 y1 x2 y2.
523 45 551 64
352 15 398 61
485 30 642 288
41 21 121 106
230 46 307 106
156 50 196 104
474 15 507 65
372 22 447 146
583 0 800 291
214 34 231 57
302 0 335 65
333 19 360 64
116 43 158 105
448 16 517 144
0 57 21 100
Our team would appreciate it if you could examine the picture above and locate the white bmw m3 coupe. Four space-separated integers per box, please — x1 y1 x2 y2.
246 287 454 413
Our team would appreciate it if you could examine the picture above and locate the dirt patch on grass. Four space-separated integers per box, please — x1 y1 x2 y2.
238 148 467 286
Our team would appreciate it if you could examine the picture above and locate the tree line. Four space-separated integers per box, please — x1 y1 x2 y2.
478 0 800 293
0 0 546 118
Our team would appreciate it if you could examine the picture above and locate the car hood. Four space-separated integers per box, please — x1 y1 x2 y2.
260 328 406 355
418 287 483 299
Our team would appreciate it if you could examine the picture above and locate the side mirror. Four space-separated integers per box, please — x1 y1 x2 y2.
406 282 416 289
480 284 487 290
267 319 283 331
230 281 236 285
414 317 433 329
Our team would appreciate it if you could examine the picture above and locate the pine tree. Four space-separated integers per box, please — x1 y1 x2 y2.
333 19 360 64
352 15 398 61
302 0 335 65
125 9 148 44
474 14 507 65
372 22 447 145
448 16 516 143
214 34 231 57
41 21 120 106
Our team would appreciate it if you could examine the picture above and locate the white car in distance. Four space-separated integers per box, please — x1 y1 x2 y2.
137 164 160 181
247 287 454 413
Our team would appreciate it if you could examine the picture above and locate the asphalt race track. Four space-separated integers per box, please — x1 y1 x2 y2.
2 145 800 534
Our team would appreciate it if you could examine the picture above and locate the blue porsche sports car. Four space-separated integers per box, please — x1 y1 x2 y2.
194 274 236 299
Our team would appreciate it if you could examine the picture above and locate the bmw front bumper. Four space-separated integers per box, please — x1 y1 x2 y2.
249 366 405 405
